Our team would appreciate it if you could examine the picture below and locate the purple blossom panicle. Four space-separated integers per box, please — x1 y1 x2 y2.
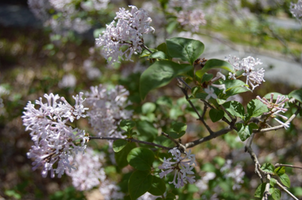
290 0 302 21
158 147 196 188
84 85 133 137
177 9 206 32
66 147 106 191
95 5 155 64
221 159 245 190
257 94 290 129
22 93 89 178
99 180 125 200
225 55 265 91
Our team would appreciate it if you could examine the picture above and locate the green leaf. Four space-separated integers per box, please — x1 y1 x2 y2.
148 176 166 196
168 121 187 139
209 108 224 122
140 60 193 100
254 183 266 198
195 59 234 80
270 188 281 200
129 171 153 200
246 99 269 120
136 120 158 142
120 120 135 132
261 163 275 174
149 51 168 60
127 147 154 171
223 101 245 118
236 123 257 141
113 139 128 152
142 102 156 114
279 173 290 188
274 166 285 175
166 37 205 64
224 79 249 97
115 142 136 168
289 89 302 103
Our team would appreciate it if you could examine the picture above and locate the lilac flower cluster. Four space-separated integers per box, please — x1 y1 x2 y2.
99 180 125 200
22 93 89 178
158 147 196 188
95 5 155 64
257 94 290 129
290 0 302 21
177 9 207 32
225 55 265 91
84 84 133 137
28 0 109 36
66 147 106 191
221 159 245 190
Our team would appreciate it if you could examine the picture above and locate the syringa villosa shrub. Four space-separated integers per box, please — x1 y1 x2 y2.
24 3 302 200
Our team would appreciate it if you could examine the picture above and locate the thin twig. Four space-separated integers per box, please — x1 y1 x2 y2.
89 136 171 150
275 163 302 170
276 180 299 200
199 104 214 134
161 132 179 145
262 174 271 200
256 107 300 133
184 127 232 148
162 132 186 153
142 44 153 54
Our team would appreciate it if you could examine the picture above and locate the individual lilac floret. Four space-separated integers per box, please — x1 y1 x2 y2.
257 94 290 129
84 84 133 137
225 55 265 91
158 147 196 188
290 0 302 21
95 5 155 64
66 147 106 191
22 93 89 178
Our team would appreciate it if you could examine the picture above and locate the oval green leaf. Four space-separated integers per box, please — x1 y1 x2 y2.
148 176 166 196
166 37 205 64
140 60 193 100
113 139 128 152
195 59 234 80
289 89 302 103
127 147 155 171
129 170 153 200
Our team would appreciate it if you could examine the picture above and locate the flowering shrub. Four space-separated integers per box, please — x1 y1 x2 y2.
17 0 302 200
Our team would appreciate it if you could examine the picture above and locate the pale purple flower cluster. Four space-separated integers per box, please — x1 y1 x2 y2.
99 180 125 200
66 147 106 191
22 93 89 178
95 5 155 64
290 0 302 20
257 94 290 129
28 0 109 36
158 147 196 188
84 85 133 137
168 0 193 10
58 74 77 88
195 172 216 192
221 159 245 190
225 55 265 91
177 9 206 32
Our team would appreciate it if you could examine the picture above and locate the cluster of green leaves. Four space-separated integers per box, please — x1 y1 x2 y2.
109 119 190 199
254 164 290 200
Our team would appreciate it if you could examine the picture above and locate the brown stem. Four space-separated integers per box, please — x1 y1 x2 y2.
89 136 171 150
